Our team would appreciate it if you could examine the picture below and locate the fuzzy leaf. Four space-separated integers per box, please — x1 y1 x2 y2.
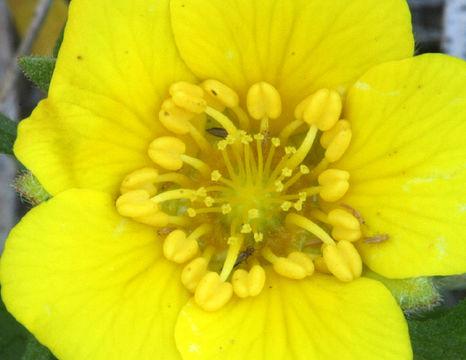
409 300 466 360
0 112 17 155
21 335 55 360
0 288 29 359
18 56 56 93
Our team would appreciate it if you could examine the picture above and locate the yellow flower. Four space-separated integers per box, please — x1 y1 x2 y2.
1 0 465 359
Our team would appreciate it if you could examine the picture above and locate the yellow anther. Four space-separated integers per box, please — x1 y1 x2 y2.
314 256 331 274
172 91 207 114
254 133 264 141
169 81 204 98
275 180 284 192
201 79 239 108
284 146 296 155
120 167 159 196
116 189 159 218
240 133 253 144
281 201 292 211
302 89 342 131
241 224 252 234
181 257 209 293
298 192 307 201
322 240 362 282
232 265 266 298
294 94 313 120
225 135 236 145
217 140 228 150
163 229 199 264
227 236 240 246
327 208 362 242
325 128 352 163
211 170 222 181
254 232 263 242
204 196 215 207
196 187 207 197
246 82 282 120
194 272 233 312
187 208 197 217
148 136 186 171
318 169 350 202
271 137 281 147
300 165 310 174
159 98 193 135
293 200 303 211
281 167 293 177
221 204 232 214
273 251 315 280
320 120 351 148
133 212 170 227
248 208 259 219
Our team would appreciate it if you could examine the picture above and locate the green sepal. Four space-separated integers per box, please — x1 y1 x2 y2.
364 269 441 314
0 112 17 155
18 56 56 93
14 171 51 206
409 300 466 360
21 335 55 360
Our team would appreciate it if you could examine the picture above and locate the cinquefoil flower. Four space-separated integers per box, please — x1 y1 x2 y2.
1 0 465 359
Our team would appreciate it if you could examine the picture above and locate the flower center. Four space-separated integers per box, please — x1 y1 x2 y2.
116 80 365 311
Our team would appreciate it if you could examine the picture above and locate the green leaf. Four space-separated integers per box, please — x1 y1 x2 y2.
18 56 56 93
0 112 17 155
409 300 466 360
0 288 29 359
21 335 55 360
364 269 441 313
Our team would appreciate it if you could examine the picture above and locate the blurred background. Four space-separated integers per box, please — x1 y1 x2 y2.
0 0 465 291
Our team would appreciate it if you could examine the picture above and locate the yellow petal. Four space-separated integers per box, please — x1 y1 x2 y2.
0 189 188 360
175 271 411 360
14 0 196 197
336 54 466 278
170 0 413 115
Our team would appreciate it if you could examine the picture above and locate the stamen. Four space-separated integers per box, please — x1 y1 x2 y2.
279 119 305 144
246 82 282 121
181 246 215 292
302 88 342 131
317 169 350 202
116 189 159 218
232 264 266 298
285 213 335 245
163 229 199 263
194 272 233 311
220 235 244 281
120 167 159 196
153 172 191 188
327 208 362 242
205 106 238 135
179 154 211 177
322 240 362 282
151 189 198 203
285 125 318 170
201 79 239 108
148 136 185 171
324 127 352 163
261 247 314 279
